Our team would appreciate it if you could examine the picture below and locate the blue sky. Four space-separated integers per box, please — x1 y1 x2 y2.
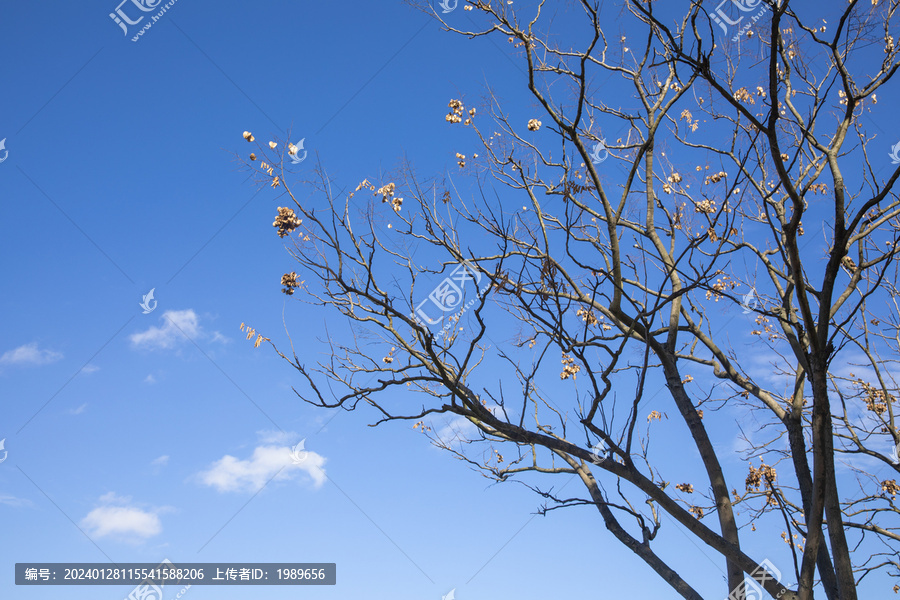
1 1 898 599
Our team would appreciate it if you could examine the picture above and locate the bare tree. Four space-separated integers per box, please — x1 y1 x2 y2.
238 1 900 598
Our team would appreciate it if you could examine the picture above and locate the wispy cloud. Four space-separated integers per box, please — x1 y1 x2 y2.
197 440 326 493
0 493 33 508
130 310 227 351
81 364 100 375
0 343 62 368
79 493 171 543
434 404 501 446
143 374 157 384
130 310 200 350
256 430 299 445
209 331 230 344
151 455 169 467
68 403 88 415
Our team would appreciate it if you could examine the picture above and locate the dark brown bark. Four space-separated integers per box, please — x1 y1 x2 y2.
658 349 745 596
785 414 839 600
572 461 705 600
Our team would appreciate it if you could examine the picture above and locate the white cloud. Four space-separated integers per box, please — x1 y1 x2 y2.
434 404 502 446
99 491 128 504
151 455 169 467
309 410 339 433
209 331 229 344
0 343 62 367
0 494 33 508
435 415 473 445
197 443 326 493
143 374 157 384
68 403 88 415
130 310 228 351
256 430 298 445
80 493 171 542
130 310 200 350
81 364 100 375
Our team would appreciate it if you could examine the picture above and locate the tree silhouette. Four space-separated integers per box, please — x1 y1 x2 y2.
239 1 900 598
